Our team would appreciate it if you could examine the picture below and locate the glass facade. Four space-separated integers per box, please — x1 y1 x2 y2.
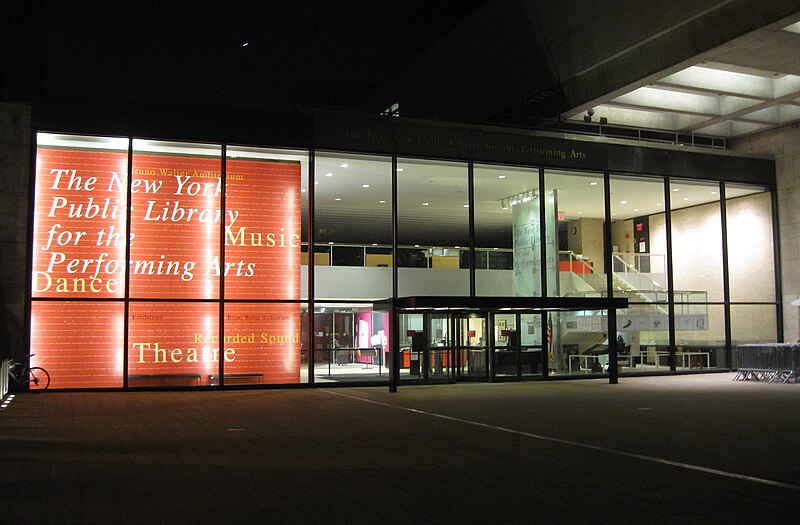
29 131 780 388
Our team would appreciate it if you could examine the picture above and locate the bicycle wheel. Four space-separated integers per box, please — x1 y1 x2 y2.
28 367 51 391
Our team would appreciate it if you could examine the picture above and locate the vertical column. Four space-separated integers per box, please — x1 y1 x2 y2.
664 178 676 371
604 172 618 384
308 149 316 384
468 162 476 297
123 138 133 389
218 145 227 387
720 182 732 367
771 187 784 342
390 156 400 393
538 167 547 297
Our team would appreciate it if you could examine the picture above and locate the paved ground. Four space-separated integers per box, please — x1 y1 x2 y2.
1 373 799 524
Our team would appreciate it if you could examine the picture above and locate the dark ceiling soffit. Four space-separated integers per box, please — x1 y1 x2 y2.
373 296 629 311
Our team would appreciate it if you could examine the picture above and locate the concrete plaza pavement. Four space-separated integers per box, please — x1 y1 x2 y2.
1 373 799 524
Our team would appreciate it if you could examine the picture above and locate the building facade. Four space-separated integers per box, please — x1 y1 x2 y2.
2 103 780 389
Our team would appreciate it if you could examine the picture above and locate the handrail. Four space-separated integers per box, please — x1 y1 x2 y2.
611 252 665 292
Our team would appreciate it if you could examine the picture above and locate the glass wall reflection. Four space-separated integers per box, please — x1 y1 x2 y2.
609 175 670 373
397 159 469 296
546 170 606 298
473 164 537 296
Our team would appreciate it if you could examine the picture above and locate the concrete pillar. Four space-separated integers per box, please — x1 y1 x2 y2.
0 102 31 360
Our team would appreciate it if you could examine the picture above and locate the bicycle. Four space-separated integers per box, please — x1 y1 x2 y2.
7 355 50 392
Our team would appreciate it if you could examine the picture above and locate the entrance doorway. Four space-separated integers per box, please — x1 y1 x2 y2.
378 295 628 387
491 312 544 380
397 310 542 383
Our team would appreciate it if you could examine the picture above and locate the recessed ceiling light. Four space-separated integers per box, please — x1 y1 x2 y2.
379 200 386 203
362 184 370 188
414 244 420 248
422 202 429 206
463 204 469 208
656 203 663 206
396 168 404 172
672 188 679 192
620 200 628 204
455 246 461 249
590 182 598 186
711 191 717 195
493 247 499 250
683 197 689 201
325 172 333 177
634 208 639 212
498 175 506 179
372 243 378 246
328 242 334 245
340 163 348 168
578 211 583 214
335 198 342 201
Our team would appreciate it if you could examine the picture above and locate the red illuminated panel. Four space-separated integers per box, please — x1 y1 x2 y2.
128 302 219 387
30 302 124 388
32 147 128 298
129 153 221 299
224 159 301 300
224 303 302 384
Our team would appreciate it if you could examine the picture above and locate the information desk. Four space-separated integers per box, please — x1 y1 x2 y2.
733 343 800 383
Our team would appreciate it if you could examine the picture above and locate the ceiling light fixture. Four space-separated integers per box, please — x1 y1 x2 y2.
362 184 369 188
340 163 348 168
498 175 506 179
325 172 333 177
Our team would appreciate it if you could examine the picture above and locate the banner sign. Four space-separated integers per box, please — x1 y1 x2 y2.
31 140 303 387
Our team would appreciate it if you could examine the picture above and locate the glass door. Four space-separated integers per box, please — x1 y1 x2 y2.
457 314 488 380
492 312 544 380
427 314 454 379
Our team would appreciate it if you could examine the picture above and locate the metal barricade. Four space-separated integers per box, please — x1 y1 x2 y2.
733 344 800 383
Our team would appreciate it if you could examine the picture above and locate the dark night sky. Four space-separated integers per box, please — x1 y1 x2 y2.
4 1 487 112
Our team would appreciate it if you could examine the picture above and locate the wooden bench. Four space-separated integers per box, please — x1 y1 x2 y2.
128 373 201 386
208 373 264 386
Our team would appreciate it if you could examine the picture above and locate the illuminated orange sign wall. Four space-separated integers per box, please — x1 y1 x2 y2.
33 147 129 298
31 139 302 388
